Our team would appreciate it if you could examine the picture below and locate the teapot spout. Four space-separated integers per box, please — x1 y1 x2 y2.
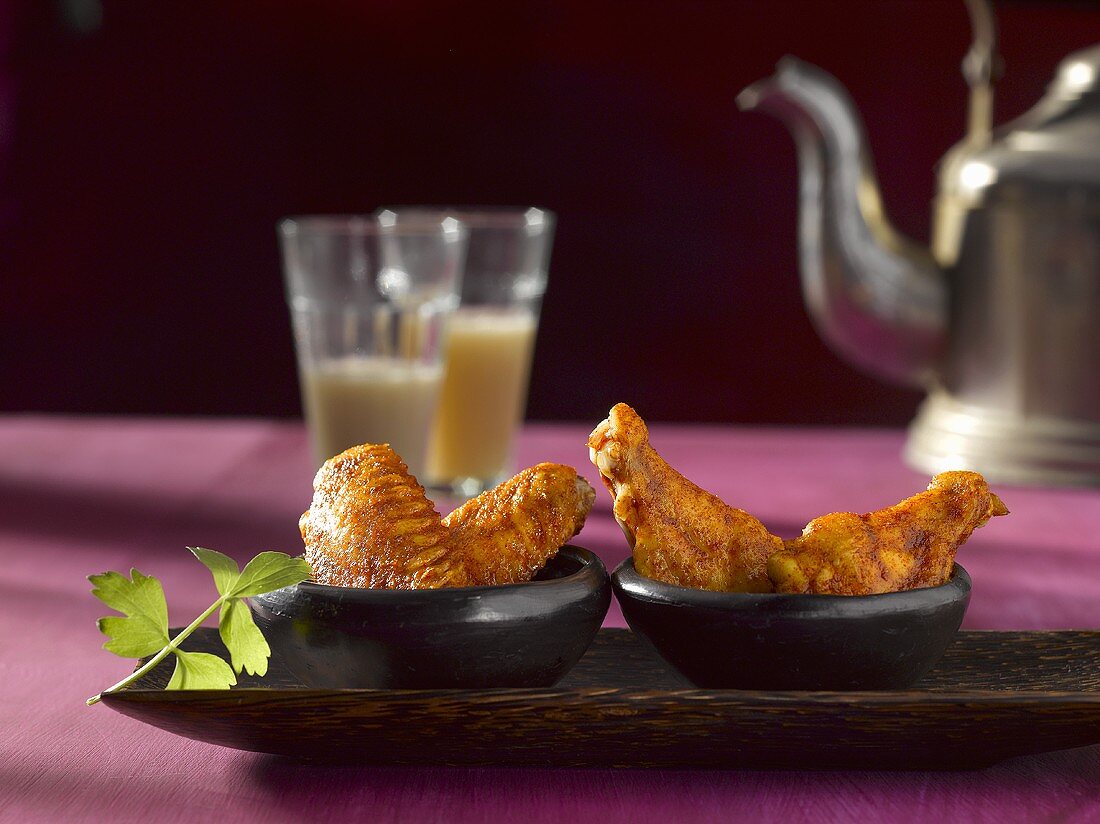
738 58 946 387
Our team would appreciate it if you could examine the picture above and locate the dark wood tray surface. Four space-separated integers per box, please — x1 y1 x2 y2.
102 628 1100 770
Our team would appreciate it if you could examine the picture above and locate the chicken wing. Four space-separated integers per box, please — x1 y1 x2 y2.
588 402 781 592
442 463 596 586
300 444 593 589
768 471 1008 595
300 444 457 589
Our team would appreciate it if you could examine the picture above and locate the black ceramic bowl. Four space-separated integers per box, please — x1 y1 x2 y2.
612 558 971 690
250 546 611 689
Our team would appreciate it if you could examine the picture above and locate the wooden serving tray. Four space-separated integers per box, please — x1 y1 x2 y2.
101 628 1100 770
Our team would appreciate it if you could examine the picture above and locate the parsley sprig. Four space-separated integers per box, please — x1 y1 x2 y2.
86 547 312 705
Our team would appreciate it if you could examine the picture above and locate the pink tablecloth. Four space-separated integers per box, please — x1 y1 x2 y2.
2 416 1099 822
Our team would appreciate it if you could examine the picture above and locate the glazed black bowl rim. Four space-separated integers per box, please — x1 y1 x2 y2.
613 557 970 611
258 545 606 604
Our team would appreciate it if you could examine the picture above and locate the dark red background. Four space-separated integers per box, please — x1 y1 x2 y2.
4 1 1098 424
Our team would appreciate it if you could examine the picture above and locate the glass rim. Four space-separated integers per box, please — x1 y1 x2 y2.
278 214 467 237
375 206 555 230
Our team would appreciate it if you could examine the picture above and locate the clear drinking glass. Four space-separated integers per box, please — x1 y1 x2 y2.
376 207 555 497
278 215 468 475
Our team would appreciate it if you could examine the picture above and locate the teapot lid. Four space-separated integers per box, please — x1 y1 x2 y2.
1050 44 1100 99
940 42 1100 200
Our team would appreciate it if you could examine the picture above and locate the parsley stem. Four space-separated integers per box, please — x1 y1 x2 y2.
86 595 227 705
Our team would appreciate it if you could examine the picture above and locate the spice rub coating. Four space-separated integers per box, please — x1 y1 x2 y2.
301 444 593 589
589 403 1007 595
769 471 1008 595
589 403 780 593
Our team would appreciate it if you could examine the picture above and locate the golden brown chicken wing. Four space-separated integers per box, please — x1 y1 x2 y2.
768 471 1008 595
300 444 455 589
300 444 593 589
590 404 1008 596
443 463 596 586
588 402 781 592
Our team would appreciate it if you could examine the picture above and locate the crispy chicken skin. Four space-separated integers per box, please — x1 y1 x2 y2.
589 403 1008 595
300 444 455 588
300 444 593 589
588 403 780 592
768 471 1008 595
442 463 596 586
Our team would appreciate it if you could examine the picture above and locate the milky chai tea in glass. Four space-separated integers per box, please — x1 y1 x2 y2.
377 207 554 496
278 215 467 476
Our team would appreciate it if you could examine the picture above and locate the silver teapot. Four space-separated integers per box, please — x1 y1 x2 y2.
738 0 1100 486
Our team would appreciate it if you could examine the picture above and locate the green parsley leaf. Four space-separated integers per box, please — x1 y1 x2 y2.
230 551 314 597
188 546 240 596
90 569 170 658
87 549 312 705
219 598 271 676
96 615 168 659
166 650 237 690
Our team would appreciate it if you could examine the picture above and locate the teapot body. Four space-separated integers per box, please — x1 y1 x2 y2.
909 47 1100 485
740 43 1100 485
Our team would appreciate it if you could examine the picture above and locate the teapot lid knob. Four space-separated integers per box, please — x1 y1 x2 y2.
1051 44 1100 99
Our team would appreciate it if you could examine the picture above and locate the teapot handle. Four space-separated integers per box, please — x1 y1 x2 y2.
962 0 1003 146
